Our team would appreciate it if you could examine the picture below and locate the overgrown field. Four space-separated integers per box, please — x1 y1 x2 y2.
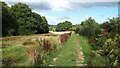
1 32 72 66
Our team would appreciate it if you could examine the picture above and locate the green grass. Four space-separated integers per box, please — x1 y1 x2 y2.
2 45 42 66
78 36 92 65
2 33 107 66
2 46 28 66
42 33 92 66
46 33 78 66
78 35 106 66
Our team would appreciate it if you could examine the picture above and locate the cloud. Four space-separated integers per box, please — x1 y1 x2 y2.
10 0 120 2
5 2 51 10
32 9 47 16
70 2 117 9
2 0 118 25
28 2 51 10
3 0 118 11
11 0 45 2
45 16 80 25
45 16 59 25
1 0 12 2
58 16 70 20
48 0 70 11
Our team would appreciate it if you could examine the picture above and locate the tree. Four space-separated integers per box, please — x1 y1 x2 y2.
32 12 49 34
56 21 72 31
41 16 49 33
2 2 49 36
101 17 120 37
2 1 18 36
10 3 37 35
78 17 101 38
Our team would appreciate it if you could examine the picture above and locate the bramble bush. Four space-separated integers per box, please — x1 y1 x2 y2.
75 17 120 66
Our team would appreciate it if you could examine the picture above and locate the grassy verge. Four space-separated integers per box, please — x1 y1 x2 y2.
78 35 106 66
2 46 31 66
78 36 92 65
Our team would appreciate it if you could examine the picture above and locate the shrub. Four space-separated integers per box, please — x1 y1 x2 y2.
56 21 72 31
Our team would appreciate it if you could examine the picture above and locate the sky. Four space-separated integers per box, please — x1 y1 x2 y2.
2 0 119 25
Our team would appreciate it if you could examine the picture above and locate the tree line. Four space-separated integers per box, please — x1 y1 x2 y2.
56 21 72 31
2 1 49 37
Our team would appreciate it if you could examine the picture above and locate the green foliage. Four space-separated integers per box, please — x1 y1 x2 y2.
74 24 82 33
78 36 92 65
75 17 120 66
101 17 120 37
95 18 120 66
76 17 101 38
56 21 72 31
93 18 120 66
103 34 120 66
2 1 18 36
32 13 49 34
2 1 49 36
49 25 57 31
2 46 27 66
10 3 37 35
41 16 49 33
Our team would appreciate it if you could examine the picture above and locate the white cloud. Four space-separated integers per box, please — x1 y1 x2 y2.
46 16 59 25
10 0 120 2
2 0 118 25
44 15 80 25
11 0 45 2
3 0 118 11
47 0 70 11
32 9 47 16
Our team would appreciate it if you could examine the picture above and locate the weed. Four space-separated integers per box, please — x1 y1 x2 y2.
43 39 51 51
60 33 71 43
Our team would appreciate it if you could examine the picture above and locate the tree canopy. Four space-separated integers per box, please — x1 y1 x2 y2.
2 1 49 36
56 21 72 31
76 17 101 38
2 2 18 36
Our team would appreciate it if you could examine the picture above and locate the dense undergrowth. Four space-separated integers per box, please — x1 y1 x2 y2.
75 17 120 66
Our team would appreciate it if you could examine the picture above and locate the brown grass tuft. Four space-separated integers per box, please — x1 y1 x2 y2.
43 39 51 51
22 39 36 46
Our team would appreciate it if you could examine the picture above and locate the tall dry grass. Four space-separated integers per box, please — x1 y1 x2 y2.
1 31 72 66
